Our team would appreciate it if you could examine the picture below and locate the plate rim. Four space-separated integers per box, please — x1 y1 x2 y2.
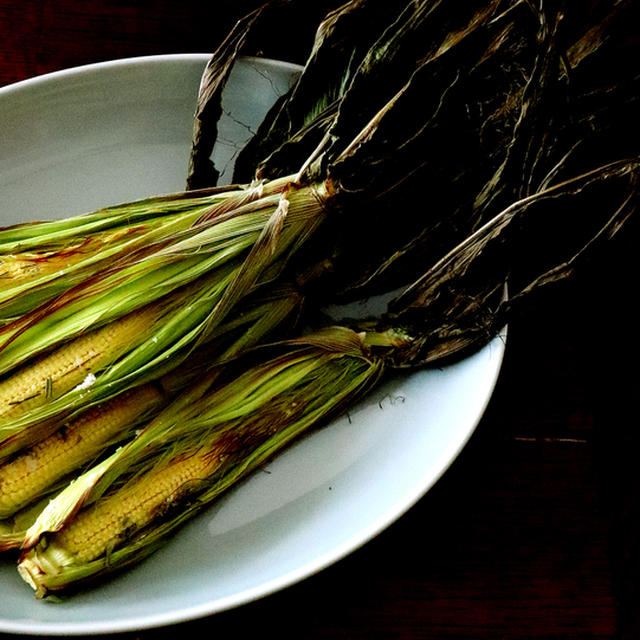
0 52 303 96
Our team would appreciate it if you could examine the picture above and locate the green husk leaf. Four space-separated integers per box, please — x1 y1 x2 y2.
0 185 255 322
0 184 244 252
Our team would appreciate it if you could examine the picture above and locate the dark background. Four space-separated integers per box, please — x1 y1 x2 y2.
0 2 636 638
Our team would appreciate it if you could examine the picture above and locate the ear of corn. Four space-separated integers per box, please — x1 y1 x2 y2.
0 271 306 455
0 304 165 425
18 327 386 595
0 271 222 460
0 184 260 323
52 447 222 564
0 384 164 519
0 213 253 376
0 294 169 461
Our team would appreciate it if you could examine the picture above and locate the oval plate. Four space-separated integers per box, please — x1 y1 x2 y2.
0 54 506 635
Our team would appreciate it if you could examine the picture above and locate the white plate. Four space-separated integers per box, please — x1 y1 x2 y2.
0 54 506 635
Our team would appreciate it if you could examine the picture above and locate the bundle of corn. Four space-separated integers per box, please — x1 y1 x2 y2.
1 0 638 596
17 156 639 596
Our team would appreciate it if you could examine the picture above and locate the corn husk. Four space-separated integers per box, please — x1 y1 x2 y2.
0 185 249 322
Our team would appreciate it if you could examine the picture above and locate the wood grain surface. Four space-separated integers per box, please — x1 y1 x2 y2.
0 2 635 638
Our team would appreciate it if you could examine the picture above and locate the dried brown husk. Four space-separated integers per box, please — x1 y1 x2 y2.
231 0 408 183
375 157 640 368
305 0 640 302
186 0 347 190
201 1 637 310
192 1 540 301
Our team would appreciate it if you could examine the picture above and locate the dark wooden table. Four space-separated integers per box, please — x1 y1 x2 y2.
1 2 636 638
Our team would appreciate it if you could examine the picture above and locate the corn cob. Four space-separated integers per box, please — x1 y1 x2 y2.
0 304 165 425
0 384 164 519
0 279 207 460
52 446 222 563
